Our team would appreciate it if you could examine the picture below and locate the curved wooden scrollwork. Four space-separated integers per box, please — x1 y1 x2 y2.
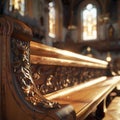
11 37 60 108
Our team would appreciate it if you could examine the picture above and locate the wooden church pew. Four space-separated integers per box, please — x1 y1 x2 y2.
30 40 120 120
0 15 120 120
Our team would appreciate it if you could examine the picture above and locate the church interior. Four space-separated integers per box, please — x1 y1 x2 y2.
0 0 120 120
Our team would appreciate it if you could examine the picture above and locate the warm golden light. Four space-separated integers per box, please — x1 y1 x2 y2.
30 41 108 67
57 49 108 66
46 77 107 99
106 52 111 62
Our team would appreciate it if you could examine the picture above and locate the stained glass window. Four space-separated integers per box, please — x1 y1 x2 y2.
48 2 56 38
9 0 25 16
82 4 97 40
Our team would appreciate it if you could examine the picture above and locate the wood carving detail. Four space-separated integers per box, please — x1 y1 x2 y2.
11 33 60 109
31 64 106 95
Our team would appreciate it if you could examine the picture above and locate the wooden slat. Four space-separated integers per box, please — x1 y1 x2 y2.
30 41 108 67
30 55 107 68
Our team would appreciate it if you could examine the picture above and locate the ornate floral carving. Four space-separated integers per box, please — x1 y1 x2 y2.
31 64 106 95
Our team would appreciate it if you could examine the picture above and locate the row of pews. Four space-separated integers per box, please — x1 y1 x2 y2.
0 16 120 120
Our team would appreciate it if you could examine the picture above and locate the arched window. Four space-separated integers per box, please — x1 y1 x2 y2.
46 0 62 43
9 0 25 16
48 1 56 38
78 1 100 41
82 4 97 40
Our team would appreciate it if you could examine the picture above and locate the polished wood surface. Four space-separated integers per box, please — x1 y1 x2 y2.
46 76 120 120
30 41 108 66
31 55 107 68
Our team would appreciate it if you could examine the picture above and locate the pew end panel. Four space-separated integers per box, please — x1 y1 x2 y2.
0 16 76 120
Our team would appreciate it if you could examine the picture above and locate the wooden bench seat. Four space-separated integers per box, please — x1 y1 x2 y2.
1 16 120 120
45 76 120 119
